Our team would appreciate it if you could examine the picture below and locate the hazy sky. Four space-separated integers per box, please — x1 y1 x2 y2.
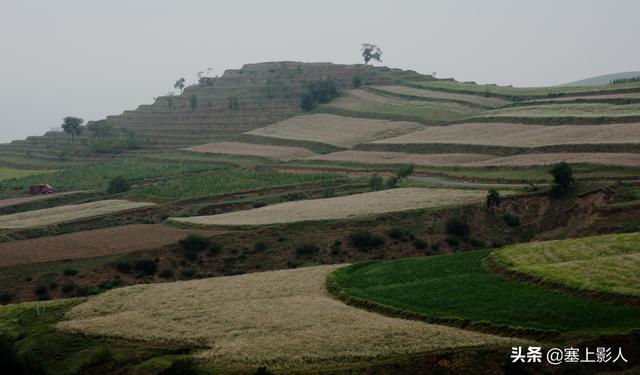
1 0 639 143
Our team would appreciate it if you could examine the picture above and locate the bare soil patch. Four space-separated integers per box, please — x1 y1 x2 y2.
184 142 315 161
308 150 495 166
0 224 221 268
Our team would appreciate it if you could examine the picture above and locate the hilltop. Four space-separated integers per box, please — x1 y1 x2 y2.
560 70 640 86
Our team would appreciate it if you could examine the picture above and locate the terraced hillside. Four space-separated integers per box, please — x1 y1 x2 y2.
0 62 423 163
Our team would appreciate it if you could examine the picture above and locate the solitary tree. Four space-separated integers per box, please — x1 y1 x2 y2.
486 189 501 208
174 77 186 94
61 116 84 142
361 43 382 64
549 161 575 196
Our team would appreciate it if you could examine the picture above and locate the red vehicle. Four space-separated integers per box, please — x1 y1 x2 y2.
29 184 55 194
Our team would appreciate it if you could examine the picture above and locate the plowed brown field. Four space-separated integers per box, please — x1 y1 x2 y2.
184 142 315 161
0 224 222 268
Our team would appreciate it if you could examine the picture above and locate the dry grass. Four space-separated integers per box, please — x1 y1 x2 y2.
373 85 510 107
58 265 513 370
375 122 640 147
490 233 640 297
247 114 424 147
0 224 221 268
308 150 495 166
184 142 316 161
0 200 155 229
467 153 640 167
171 188 485 226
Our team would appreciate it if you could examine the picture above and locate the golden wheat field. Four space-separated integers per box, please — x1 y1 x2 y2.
374 122 640 147
58 265 513 370
466 152 640 167
372 85 510 107
246 114 424 147
308 150 495 166
0 200 156 229
171 188 485 226
184 142 316 161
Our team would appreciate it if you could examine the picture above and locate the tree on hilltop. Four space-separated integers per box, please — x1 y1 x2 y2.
61 116 84 142
174 77 186 94
361 43 382 65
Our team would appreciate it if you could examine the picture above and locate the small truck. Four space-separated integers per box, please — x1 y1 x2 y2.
29 184 55 194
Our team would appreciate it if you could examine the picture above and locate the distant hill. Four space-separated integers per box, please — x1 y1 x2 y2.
560 71 640 87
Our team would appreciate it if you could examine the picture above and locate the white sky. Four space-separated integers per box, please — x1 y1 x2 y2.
1 0 639 143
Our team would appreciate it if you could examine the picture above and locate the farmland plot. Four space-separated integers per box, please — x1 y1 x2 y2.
374 122 640 147
489 233 640 297
247 114 424 147
308 150 495 166
58 265 512 370
0 224 221 268
371 85 510 107
0 200 155 229
0 191 87 209
467 153 640 167
171 188 485 226
184 142 316 161
0 167 53 182
479 103 640 119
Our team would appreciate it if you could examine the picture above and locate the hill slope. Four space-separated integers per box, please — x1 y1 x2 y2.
560 71 640 86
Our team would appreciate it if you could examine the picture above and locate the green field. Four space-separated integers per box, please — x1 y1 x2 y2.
409 80 640 99
489 233 640 297
330 249 640 336
0 167 53 182
131 170 344 200
0 159 226 194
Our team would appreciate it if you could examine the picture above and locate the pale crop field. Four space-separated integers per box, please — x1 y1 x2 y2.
466 153 640 167
480 103 640 118
375 122 640 147
0 200 156 229
308 150 495 166
58 265 513 370
246 114 424 147
372 85 510 107
183 142 316 161
0 167 53 182
171 188 485 226
489 232 640 297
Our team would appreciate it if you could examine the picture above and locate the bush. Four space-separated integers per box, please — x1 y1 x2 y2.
350 230 385 250
190 94 198 111
208 241 222 256
386 226 405 240
254 366 273 375
431 242 441 251
181 268 196 278
368 174 384 191
133 258 157 275
34 284 48 296
159 268 175 279
114 259 133 273
0 292 13 304
502 213 521 227
386 176 399 189
413 238 428 250
396 164 414 179
445 217 470 238
491 239 506 248
549 162 574 196
295 243 320 256
106 176 131 194
352 76 362 88
63 268 78 276
252 201 267 208
159 358 199 375
61 282 77 294
299 78 338 111
445 236 460 247
485 189 501 208
180 235 210 260
469 238 485 247
254 240 267 252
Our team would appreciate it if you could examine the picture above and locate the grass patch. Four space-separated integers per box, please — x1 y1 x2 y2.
330 249 640 337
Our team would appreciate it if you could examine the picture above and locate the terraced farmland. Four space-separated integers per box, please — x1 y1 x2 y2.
321 89 480 124
0 224 221 268
0 200 155 229
308 150 495 166
489 232 640 298
246 113 424 147
374 122 640 147
0 167 53 182
476 103 640 121
466 152 640 167
171 188 486 226
58 265 512 370
184 141 316 161
370 85 510 107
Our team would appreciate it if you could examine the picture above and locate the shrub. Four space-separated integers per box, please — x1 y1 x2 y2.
431 242 441 251
295 243 320 256
34 284 48 296
386 226 405 240
254 367 274 375
181 268 196 278
252 201 267 208
61 282 77 294
190 94 198 111
386 176 399 189
491 239 506 248
160 358 199 375
396 164 414 179
208 241 222 256
159 268 175 279
413 238 428 250
114 259 133 273
63 268 78 276
227 96 239 110
445 236 460 247
133 258 157 275
299 78 338 111
469 238 485 247
485 189 501 208
368 174 384 191
549 162 574 196
180 235 210 260
352 76 362 88
106 176 131 194
0 292 13 304
502 213 521 227
254 240 267 252
350 230 385 250
445 217 470 238
159 212 170 221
